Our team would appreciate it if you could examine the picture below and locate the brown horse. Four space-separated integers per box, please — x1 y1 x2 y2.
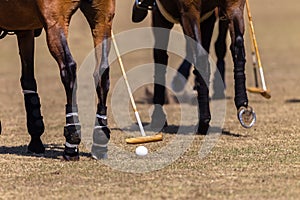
148 0 256 133
0 0 115 160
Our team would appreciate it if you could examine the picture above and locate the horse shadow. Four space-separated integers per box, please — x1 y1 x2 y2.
285 98 300 103
0 143 90 160
114 122 244 137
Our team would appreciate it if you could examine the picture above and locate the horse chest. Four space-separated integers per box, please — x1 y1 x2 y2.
0 0 43 30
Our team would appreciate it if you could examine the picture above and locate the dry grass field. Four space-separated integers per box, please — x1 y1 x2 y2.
0 0 299 199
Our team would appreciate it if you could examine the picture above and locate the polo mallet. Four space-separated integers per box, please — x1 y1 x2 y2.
245 0 271 99
111 31 163 144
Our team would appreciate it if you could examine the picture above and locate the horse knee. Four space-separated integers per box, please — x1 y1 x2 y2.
60 60 77 89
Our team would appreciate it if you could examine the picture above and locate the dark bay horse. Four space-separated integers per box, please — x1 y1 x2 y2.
149 0 256 134
0 0 115 160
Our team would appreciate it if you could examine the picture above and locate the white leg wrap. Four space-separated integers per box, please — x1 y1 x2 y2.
66 112 79 118
96 114 107 120
65 142 78 148
23 90 36 94
66 123 81 127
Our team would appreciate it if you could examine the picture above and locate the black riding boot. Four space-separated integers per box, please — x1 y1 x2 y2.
132 0 155 23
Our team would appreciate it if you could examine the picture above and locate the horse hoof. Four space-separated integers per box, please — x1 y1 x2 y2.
150 105 168 131
237 106 256 128
196 121 210 135
28 137 45 154
150 119 168 132
62 146 79 161
91 145 108 160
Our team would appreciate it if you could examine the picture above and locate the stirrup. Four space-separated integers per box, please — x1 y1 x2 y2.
135 0 154 10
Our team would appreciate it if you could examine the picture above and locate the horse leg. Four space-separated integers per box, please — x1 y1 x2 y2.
80 0 115 159
16 30 45 154
179 4 211 134
227 4 248 108
172 12 217 93
37 1 81 160
151 6 174 131
227 3 255 127
213 14 229 98
214 14 229 84
171 35 193 93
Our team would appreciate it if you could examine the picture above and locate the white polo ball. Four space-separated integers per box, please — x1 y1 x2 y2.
135 146 148 156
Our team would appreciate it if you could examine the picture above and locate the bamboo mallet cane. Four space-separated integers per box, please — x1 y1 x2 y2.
245 0 271 99
110 31 163 144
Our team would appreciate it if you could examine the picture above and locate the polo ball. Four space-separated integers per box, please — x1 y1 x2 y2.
135 146 148 156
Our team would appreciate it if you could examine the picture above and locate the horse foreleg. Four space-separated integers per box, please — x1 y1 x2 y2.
180 7 211 134
45 25 81 160
16 30 45 154
80 0 115 159
227 7 248 109
151 7 174 131
36 0 81 160
227 5 256 128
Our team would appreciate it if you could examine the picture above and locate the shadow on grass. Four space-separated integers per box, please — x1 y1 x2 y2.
114 122 244 137
0 143 90 160
285 98 300 103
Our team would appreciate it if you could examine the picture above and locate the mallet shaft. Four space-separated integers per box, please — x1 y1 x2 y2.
111 30 146 137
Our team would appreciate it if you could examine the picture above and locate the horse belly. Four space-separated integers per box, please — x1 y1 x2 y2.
0 0 42 30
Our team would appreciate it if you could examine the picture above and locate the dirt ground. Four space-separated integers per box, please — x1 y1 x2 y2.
0 0 299 199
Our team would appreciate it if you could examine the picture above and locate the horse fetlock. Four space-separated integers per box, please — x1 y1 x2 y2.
63 124 81 161
63 146 79 161
197 120 210 135
93 126 110 145
28 137 45 154
64 125 81 145
93 105 110 150
150 105 168 131
24 93 44 136
91 145 108 160
92 128 109 160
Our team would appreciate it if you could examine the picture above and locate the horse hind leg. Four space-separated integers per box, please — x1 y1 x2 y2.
16 30 45 154
150 6 174 131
